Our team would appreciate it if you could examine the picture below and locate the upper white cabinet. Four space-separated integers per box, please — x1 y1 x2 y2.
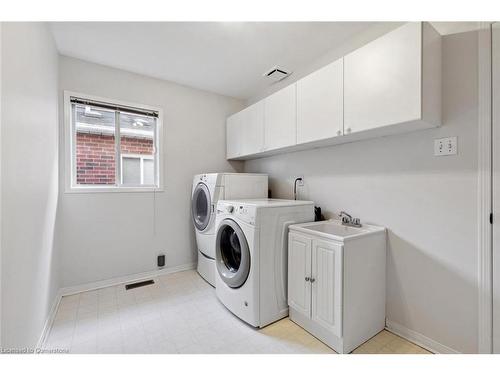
226 102 264 159
297 58 344 144
263 84 297 151
226 112 242 159
240 102 264 156
226 22 441 160
344 22 441 135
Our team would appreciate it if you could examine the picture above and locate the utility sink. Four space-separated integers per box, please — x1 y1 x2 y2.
287 219 387 354
289 220 385 242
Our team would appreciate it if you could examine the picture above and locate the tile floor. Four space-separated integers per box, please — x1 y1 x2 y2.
43 270 430 354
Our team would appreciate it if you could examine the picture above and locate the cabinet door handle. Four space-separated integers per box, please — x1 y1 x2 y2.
305 276 310 282
310 278 316 283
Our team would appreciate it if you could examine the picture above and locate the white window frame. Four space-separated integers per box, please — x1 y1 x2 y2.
64 91 164 193
120 154 155 186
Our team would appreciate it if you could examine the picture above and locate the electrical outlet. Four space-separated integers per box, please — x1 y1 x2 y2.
157 254 165 267
434 137 457 156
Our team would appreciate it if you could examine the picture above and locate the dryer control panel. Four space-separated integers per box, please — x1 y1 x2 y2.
195 173 218 186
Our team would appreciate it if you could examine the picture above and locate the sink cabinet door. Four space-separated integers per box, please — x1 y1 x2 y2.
311 239 343 337
288 232 312 317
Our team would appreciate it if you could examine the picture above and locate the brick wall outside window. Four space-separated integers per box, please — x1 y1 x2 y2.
76 132 153 185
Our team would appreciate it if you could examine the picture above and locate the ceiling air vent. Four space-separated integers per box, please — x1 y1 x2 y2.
263 66 292 82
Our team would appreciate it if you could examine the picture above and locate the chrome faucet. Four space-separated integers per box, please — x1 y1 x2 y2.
339 211 362 228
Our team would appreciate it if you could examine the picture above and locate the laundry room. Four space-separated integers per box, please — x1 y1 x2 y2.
0 1 499 373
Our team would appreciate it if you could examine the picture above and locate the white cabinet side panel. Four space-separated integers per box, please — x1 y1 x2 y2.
226 113 241 159
342 233 386 353
422 22 442 127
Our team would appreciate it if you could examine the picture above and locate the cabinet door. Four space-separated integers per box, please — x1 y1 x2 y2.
226 112 242 159
344 22 422 134
297 58 343 144
264 84 297 151
288 232 312 317
240 101 264 156
311 239 343 337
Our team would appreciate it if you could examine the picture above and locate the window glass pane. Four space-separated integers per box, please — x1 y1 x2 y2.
122 157 141 185
143 159 155 185
119 112 156 186
74 104 116 185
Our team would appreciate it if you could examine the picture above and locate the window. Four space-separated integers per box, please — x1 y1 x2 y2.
121 154 155 185
65 92 162 191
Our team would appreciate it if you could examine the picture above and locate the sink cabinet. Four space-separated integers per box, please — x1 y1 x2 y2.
288 221 386 353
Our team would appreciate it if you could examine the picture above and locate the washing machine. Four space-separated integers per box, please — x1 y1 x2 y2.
214 199 314 327
191 173 268 286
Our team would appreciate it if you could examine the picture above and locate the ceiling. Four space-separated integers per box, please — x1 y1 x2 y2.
50 22 378 99
429 22 480 36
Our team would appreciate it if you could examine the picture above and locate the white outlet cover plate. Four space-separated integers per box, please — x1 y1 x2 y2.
434 136 458 156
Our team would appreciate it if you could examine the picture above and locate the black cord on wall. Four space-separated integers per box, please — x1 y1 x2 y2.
294 177 303 200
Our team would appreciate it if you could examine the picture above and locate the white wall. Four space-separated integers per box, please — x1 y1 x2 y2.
244 31 479 353
0 22 3 347
1 23 60 348
58 56 243 288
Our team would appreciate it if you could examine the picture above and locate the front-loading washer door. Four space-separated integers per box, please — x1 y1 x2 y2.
215 219 251 289
192 182 212 231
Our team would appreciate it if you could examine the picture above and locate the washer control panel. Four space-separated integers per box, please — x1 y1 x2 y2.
217 202 256 225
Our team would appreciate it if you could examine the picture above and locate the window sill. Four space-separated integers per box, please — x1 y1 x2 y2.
65 186 164 194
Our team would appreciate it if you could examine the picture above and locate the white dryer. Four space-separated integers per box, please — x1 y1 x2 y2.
191 173 268 286
215 199 314 327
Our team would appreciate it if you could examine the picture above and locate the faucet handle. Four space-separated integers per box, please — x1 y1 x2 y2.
339 211 362 227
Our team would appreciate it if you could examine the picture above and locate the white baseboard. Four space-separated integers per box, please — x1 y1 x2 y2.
59 262 196 297
386 320 461 354
37 290 63 349
37 262 196 348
